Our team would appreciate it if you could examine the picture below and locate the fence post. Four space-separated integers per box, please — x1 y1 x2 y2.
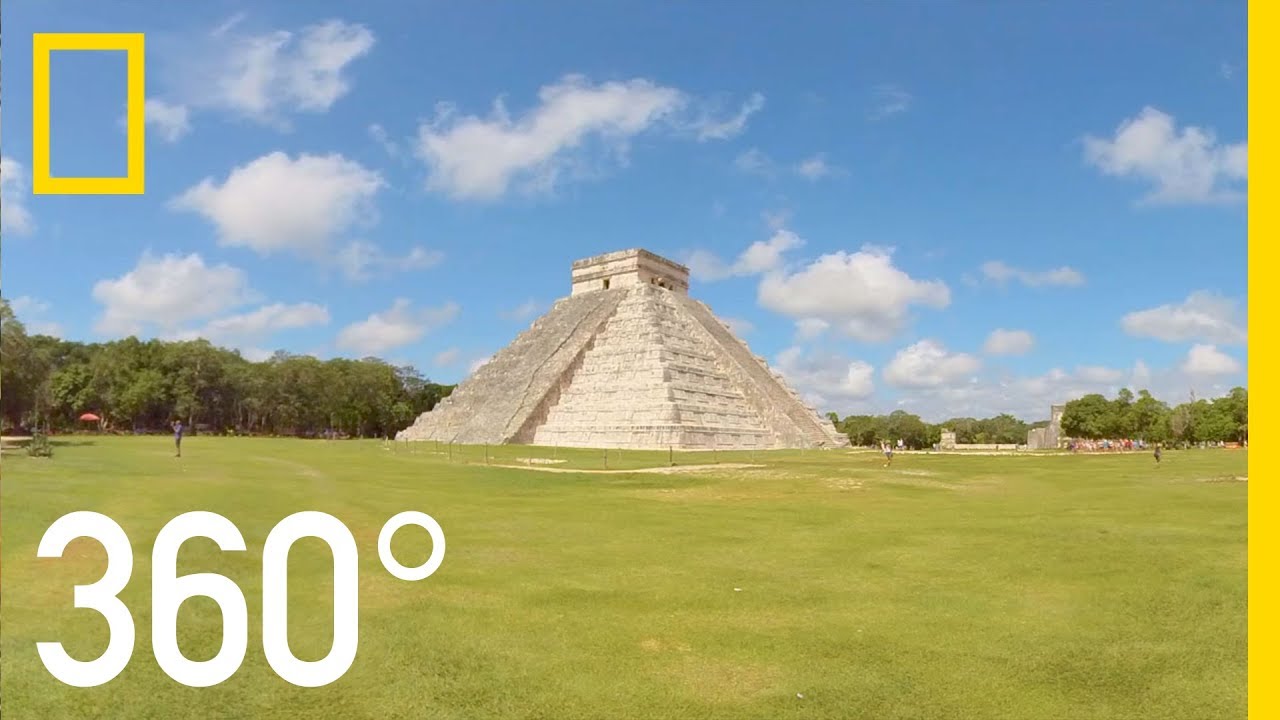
669 445 674 467
604 448 608 470
485 443 490 465
448 442 453 461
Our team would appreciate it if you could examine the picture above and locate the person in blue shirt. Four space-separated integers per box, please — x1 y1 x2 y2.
172 419 184 457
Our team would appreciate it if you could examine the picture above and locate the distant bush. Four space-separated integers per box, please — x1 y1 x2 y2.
27 432 53 458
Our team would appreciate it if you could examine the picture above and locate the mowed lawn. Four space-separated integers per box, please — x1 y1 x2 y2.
1 437 1246 719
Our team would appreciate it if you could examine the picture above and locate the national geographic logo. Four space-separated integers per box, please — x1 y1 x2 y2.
32 33 145 195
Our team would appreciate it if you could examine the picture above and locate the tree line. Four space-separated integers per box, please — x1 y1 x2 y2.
1058 387 1246 446
829 385 1246 450
2 299 1247 446
827 410 1045 449
1 300 455 438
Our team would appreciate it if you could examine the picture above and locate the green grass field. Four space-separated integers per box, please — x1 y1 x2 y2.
1 437 1247 719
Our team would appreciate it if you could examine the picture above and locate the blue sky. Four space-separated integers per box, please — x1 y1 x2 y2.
1 1 1247 421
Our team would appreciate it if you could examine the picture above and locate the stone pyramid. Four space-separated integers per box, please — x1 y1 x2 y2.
396 249 851 450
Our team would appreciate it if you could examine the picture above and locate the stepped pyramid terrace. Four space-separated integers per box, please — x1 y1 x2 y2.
397 249 851 450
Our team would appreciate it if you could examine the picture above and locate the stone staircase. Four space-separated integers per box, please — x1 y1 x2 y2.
677 296 850 448
396 289 624 444
531 285 774 449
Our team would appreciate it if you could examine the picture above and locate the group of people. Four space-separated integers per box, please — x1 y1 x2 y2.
1067 438 1151 452
1066 437 1165 464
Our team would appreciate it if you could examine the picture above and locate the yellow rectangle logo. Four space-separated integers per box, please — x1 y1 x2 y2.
32 33 146 195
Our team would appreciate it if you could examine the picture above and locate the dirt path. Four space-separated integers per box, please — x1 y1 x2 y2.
489 462 766 475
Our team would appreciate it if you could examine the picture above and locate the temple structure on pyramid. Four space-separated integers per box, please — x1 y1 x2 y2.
396 249 851 450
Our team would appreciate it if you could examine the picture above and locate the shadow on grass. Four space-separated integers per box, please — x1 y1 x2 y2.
50 439 98 447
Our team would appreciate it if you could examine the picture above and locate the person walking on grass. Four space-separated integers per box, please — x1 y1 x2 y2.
1153 443 1162 465
882 440 894 468
173 419 184 458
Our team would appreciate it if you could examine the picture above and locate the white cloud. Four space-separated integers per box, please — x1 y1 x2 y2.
416 75 679 200
893 362 1152 423
980 260 1085 288
368 123 400 157
336 299 460 356
468 355 492 373
92 253 255 335
794 318 829 341
688 228 804 281
762 209 791 230
808 342 1242 422
145 99 192 142
1076 365 1125 384
795 154 835 180
684 249 730 280
210 13 248 37
415 75 760 200
239 347 275 363
736 229 804 275
8 296 50 317
890 351 1247 423
28 321 65 337
1131 360 1153 389
433 347 461 366
165 302 329 360
1 157 35 235
172 19 375 127
1120 291 1246 345
7 296 61 336
883 340 981 389
172 151 384 257
1182 344 1241 376
759 245 950 342
774 346 876 408
337 241 443 282
983 328 1035 356
721 317 754 336
693 92 765 141
499 299 542 321
1083 106 1247 204
734 149 839 180
734 148 774 175
870 84 912 120
193 302 329 341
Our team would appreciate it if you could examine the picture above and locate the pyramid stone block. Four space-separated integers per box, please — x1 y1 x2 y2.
397 249 850 450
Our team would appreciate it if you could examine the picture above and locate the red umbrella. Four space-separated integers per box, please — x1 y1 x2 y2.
79 413 100 422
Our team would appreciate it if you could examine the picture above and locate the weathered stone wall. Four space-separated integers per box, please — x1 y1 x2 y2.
946 443 1024 451
1026 404 1065 449
570 248 690 296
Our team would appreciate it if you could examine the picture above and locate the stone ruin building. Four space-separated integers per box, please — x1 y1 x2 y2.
1026 404 1065 449
396 249 851 450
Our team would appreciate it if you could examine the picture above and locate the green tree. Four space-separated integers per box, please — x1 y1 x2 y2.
1129 390 1171 442
837 415 883 446
1110 388 1136 437
1061 394 1113 439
